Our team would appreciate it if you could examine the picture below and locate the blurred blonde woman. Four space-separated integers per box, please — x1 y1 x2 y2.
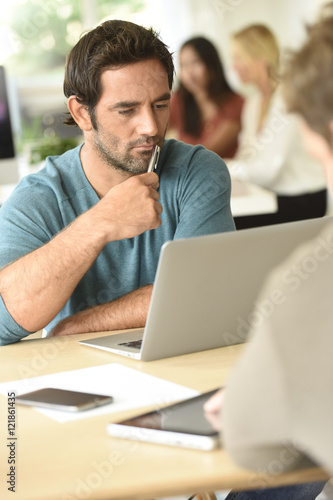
227 24 327 229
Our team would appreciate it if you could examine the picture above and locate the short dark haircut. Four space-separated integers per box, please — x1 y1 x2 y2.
63 19 174 128
283 3 333 145
178 37 234 137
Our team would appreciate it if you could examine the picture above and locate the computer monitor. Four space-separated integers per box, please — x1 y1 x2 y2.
0 65 20 185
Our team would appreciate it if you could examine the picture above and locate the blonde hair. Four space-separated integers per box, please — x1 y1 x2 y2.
232 24 280 81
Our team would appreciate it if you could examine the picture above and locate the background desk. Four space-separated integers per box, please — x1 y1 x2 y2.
231 179 277 217
0 331 328 500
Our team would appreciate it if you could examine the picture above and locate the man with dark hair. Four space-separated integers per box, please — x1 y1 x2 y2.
63 20 175 129
0 20 234 345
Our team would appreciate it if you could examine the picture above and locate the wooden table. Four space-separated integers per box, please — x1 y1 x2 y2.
0 331 328 500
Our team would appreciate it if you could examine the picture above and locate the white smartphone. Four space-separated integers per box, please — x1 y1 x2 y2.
16 388 113 412
147 145 161 172
107 389 221 451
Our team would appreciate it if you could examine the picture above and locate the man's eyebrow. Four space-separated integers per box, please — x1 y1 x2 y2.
111 100 140 110
110 93 171 110
153 92 172 102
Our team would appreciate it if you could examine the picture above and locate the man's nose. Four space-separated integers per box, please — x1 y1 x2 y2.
136 107 159 137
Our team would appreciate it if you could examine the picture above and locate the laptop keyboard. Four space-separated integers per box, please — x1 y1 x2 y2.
118 340 142 350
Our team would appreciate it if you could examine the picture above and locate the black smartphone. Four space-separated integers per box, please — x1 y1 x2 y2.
16 388 113 412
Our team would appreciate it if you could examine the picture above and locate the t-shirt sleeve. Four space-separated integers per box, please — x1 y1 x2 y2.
0 183 63 345
0 295 34 345
173 147 236 239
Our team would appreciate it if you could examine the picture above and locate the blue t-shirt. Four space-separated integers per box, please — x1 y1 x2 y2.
0 139 235 344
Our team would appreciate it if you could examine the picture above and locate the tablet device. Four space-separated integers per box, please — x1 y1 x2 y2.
107 389 221 451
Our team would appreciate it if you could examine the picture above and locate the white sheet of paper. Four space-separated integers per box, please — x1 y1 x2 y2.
0 363 198 423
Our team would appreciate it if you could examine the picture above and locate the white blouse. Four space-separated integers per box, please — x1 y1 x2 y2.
226 89 326 196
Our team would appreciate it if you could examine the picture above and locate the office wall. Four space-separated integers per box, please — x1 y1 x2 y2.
158 0 328 87
14 0 329 114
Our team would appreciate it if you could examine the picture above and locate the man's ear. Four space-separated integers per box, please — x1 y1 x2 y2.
67 96 93 131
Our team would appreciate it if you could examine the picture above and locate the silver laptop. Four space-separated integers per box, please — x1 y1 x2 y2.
79 216 333 361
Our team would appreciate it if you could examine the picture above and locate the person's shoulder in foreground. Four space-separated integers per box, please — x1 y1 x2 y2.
222 2 333 477
222 220 333 476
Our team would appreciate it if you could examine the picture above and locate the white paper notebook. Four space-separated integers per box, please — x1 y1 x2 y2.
0 363 198 423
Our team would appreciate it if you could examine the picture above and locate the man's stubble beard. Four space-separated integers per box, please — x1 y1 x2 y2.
92 127 166 175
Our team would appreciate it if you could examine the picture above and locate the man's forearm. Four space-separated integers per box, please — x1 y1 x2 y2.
49 285 153 336
0 211 107 333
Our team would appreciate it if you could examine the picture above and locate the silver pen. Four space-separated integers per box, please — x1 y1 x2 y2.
147 145 161 172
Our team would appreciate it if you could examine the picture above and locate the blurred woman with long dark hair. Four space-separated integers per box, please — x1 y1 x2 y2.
169 36 244 158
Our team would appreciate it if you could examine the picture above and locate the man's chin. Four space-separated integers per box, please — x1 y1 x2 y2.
129 151 151 172
120 158 150 175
